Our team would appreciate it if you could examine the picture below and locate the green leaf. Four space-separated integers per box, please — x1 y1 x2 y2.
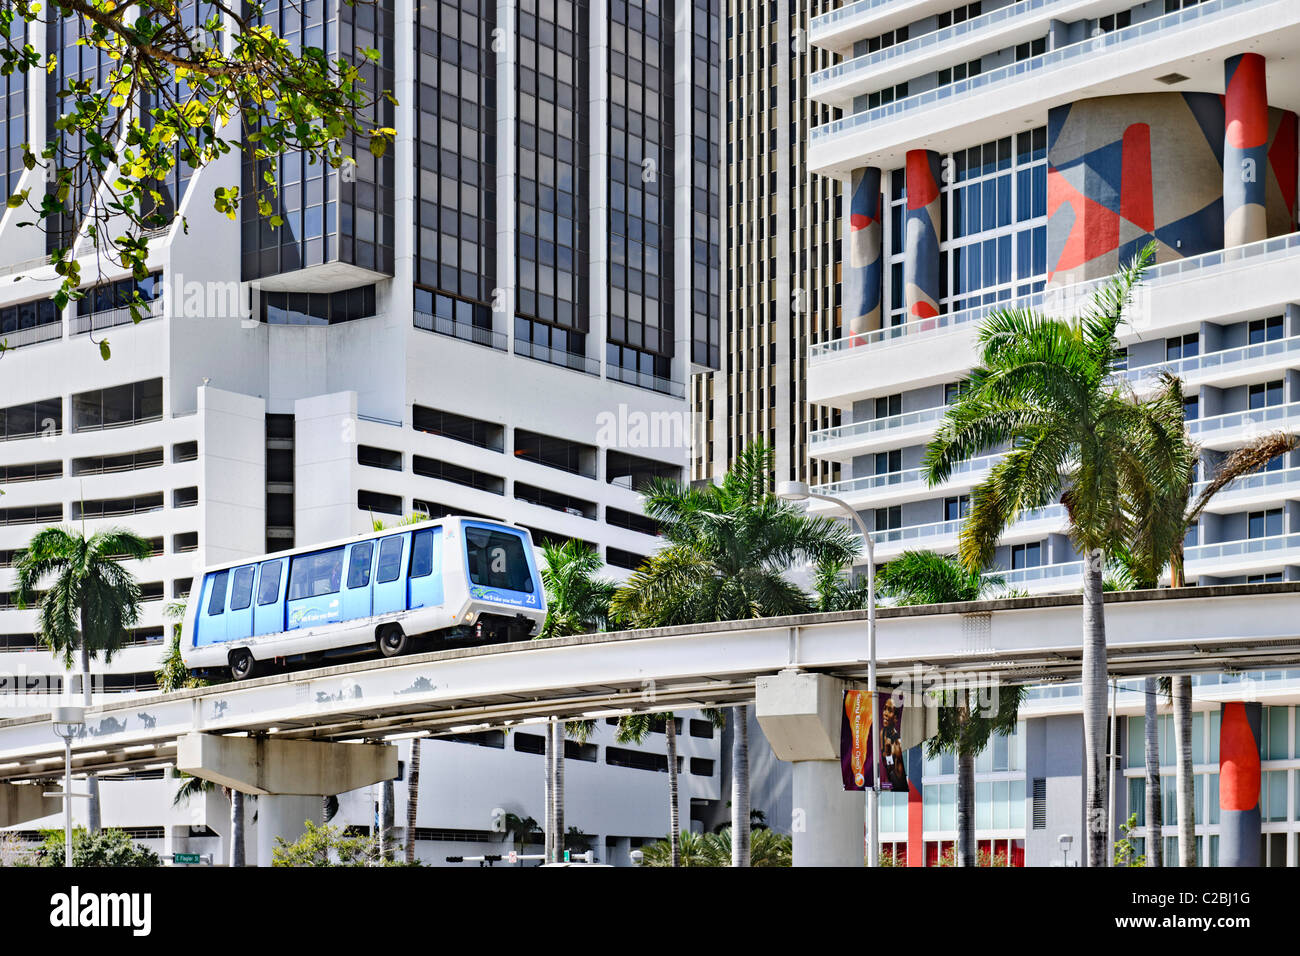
98 339 111 361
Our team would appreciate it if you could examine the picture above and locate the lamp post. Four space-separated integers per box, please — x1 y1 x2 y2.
50 706 85 868
777 480 878 868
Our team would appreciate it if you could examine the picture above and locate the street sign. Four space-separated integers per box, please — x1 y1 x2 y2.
172 853 202 864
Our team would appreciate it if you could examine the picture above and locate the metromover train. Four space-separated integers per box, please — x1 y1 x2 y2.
180 517 547 679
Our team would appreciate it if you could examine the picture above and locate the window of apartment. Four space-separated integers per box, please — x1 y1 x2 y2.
1097 10 1132 33
606 450 680 491
689 719 715 739
944 495 970 521
514 429 596 478
0 503 60 527
514 482 597 520
874 449 900 475
0 397 62 441
73 494 164 520
1010 542 1043 570
173 487 198 508
1249 316 1284 344
357 445 402 471
1248 509 1283 539
0 460 61 483
412 455 505 495
875 506 901 531
75 272 162 317
944 381 970 405
690 758 715 777
358 490 402 516
606 547 647 571
262 285 376 325
606 506 660 537
72 447 164 476
1247 572 1283 583
1249 380 1283 410
0 297 59 334
1166 333 1198 361
411 405 504 452
173 441 198 462
71 379 162 432
875 394 901 419
173 532 198 553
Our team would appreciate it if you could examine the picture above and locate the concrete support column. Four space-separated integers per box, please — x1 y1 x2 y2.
906 745 924 867
255 794 320 868
843 167 883 337
756 671 864 867
903 149 943 323
791 760 864 867
0 782 59 828
1224 53 1270 247
1218 701 1262 867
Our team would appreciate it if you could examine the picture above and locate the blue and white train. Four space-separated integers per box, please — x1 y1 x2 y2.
181 517 546 680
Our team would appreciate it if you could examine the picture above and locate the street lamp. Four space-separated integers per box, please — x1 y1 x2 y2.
777 480 879 869
50 706 85 868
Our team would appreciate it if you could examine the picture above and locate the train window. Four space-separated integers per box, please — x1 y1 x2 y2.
465 527 534 593
376 537 404 583
347 542 374 588
288 548 345 600
410 529 434 578
229 566 256 610
257 560 283 605
206 571 228 616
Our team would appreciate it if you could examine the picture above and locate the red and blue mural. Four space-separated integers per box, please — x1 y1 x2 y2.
1046 91 1298 285
903 149 943 322
845 166 883 337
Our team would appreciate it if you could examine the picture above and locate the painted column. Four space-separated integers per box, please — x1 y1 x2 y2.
906 745 924 867
903 149 943 324
843 167 883 340
1224 53 1270 247
1218 701 1262 867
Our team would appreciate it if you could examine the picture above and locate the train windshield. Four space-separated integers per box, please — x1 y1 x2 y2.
465 526 534 593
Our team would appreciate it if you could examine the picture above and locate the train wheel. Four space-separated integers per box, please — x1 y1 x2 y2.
229 649 257 681
377 624 409 658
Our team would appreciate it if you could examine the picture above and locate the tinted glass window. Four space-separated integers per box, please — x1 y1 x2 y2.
347 541 374 588
257 560 283 605
288 548 345 600
465 526 534 593
376 536 404 583
229 566 256 610
410 529 435 578
206 571 228 616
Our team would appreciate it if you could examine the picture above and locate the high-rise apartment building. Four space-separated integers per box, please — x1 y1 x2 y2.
692 0 844 486
0 0 725 861
804 0 1300 591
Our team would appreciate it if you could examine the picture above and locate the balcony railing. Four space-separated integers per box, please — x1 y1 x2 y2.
606 362 685 398
1192 466 1300 502
810 405 946 448
1119 335 1300 388
71 301 159 335
1188 403 1300 441
989 559 1083 587
810 230 1300 364
849 504 1065 551
513 339 601 377
811 0 1273 144
812 451 999 499
0 321 63 351
413 311 507 351
812 0 1063 93
1185 533 1300 565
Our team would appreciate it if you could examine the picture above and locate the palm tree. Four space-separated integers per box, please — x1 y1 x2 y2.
404 736 422 864
14 524 155 832
616 709 726 866
924 244 1190 866
1118 396 1298 867
536 539 617 862
611 442 858 866
172 770 246 866
875 551 1023 867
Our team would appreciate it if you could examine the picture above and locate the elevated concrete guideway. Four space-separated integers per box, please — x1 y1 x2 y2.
0 582 1297 784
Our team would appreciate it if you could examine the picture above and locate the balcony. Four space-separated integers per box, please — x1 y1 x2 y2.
809 231 1300 409
605 363 685 398
71 300 160 335
988 559 1083 593
808 0 1296 173
1193 466 1300 515
856 504 1066 559
0 320 62 351
1120 335 1300 393
1188 403 1300 451
1185 533 1300 578
810 0 1105 107
513 339 600 377
413 311 506 351
809 405 946 460
809 0 960 54
810 452 999 510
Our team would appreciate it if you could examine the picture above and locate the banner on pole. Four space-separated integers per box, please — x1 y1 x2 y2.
841 689 907 792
